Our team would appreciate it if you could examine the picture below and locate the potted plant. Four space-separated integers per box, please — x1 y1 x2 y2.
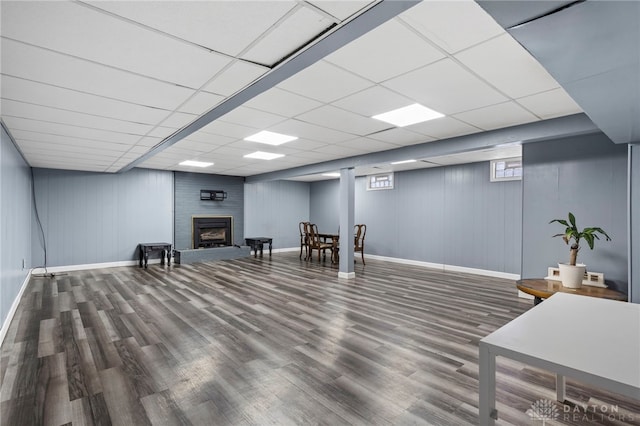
549 212 611 288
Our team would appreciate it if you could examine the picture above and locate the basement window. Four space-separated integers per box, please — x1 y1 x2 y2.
490 157 522 182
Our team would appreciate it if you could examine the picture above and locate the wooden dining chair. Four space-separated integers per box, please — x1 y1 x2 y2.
354 224 366 265
299 221 310 259
306 223 334 262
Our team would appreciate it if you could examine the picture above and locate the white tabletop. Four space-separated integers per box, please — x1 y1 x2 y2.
481 292 640 397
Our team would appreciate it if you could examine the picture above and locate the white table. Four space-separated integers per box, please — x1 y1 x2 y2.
479 292 640 425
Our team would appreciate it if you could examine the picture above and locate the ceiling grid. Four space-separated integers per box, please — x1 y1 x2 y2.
1 0 584 180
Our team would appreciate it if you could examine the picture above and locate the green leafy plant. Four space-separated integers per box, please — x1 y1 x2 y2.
549 212 611 266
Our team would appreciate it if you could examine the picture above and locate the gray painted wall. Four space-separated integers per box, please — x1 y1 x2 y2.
629 143 640 302
522 133 628 293
309 180 339 233
1 126 32 327
244 180 310 249
174 172 244 249
32 168 173 267
310 161 522 274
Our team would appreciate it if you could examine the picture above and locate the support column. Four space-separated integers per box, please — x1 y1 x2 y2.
338 167 355 279
629 144 639 303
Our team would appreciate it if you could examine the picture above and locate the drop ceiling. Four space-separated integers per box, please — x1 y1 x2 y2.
1 0 582 178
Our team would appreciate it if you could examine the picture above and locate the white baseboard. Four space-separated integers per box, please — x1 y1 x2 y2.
31 258 167 274
364 254 521 281
0 270 32 347
271 247 299 254
338 271 356 279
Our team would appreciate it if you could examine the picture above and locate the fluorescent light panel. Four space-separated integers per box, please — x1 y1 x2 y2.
322 172 340 177
372 103 444 127
179 160 213 167
391 159 417 165
244 151 285 160
244 130 297 146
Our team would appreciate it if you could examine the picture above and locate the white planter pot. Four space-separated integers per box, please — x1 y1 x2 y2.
558 263 586 288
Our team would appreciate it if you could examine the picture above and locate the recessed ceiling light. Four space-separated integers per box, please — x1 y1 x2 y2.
322 172 340 177
372 103 444 127
179 160 213 167
243 151 285 160
390 159 417 165
244 130 297 146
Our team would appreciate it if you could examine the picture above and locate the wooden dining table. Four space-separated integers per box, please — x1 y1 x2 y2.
318 232 339 264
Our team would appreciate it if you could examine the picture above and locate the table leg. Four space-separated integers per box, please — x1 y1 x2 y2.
556 374 566 402
479 342 497 426
139 246 143 268
259 243 264 257
167 247 171 266
160 249 165 266
253 243 257 258
268 240 272 256
144 250 149 269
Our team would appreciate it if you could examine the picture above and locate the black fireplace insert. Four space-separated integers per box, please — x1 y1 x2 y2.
192 216 232 248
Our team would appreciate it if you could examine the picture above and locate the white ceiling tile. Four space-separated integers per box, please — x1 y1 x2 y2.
287 150 335 161
338 137 400 154
203 60 269 97
274 138 328 151
10 130 135 151
326 18 445 82
406 116 482 140
312 144 362 157
399 0 505 54
331 86 413 117
136 136 163 147
4 116 142 145
2 1 232 89
244 88 322 117
199 120 259 139
17 140 127 157
454 34 560 99
180 132 236 147
453 101 539 131
268 119 354 143
516 89 583 119
306 1 373 21
16 137 129 156
2 39 195 110
219 106 287 129
366 128 434 146
178 92 225 115
159 112 198 129
241 6 334 66
88 1 298 56
146 127 179 138
1 76 171 125
295 105 391 136
382 59 509 114
277 60 374 103
1 99 154 135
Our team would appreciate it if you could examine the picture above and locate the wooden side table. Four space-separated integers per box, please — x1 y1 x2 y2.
245 237 272 258
516 278 627 305
138 243 172 269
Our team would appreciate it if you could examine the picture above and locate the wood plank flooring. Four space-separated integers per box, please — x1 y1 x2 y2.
1 253 638 425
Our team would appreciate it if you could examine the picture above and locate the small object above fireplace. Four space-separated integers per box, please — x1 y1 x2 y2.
200 189 227 201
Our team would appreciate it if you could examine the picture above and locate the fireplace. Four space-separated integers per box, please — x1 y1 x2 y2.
192 216 232 248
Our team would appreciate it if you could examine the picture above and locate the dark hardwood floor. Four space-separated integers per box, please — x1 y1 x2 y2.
1 253 638 425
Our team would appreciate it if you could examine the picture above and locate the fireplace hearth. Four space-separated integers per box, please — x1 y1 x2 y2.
192 216 232 248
